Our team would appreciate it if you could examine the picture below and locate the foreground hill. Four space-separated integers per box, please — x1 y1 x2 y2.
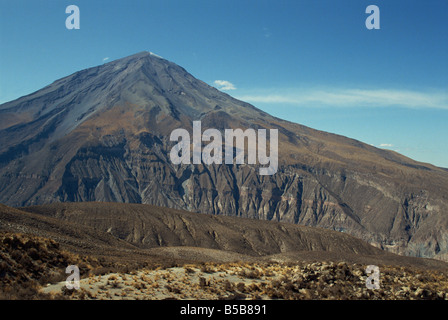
1 202 447 300
1 202 445 270
1 52 448 261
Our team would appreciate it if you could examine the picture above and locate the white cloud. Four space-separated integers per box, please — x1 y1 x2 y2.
102 57 110 62
379 143 394 147
214 80 236 91
236 88 448 110
263 27 272 38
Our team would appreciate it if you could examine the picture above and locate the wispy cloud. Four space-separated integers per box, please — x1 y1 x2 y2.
214 80 236 91
379 143 393 147
263 27 272 38
236 88 448 109
102 57 110 62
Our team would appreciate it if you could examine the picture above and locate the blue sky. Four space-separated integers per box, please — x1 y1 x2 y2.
1 0 447 167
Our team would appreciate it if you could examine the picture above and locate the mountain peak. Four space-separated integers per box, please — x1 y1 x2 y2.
108 51 165 67
116 51 164 60
0 50 266 141
133 50 152 57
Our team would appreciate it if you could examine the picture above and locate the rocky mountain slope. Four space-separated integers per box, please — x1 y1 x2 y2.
1 52 447 261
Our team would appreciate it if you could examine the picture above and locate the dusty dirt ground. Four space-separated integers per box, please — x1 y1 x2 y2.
42 261 448 300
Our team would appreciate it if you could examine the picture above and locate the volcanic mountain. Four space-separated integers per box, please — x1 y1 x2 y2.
1 51 447 261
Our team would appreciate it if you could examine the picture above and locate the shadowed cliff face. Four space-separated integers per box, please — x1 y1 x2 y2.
1 51 448 261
